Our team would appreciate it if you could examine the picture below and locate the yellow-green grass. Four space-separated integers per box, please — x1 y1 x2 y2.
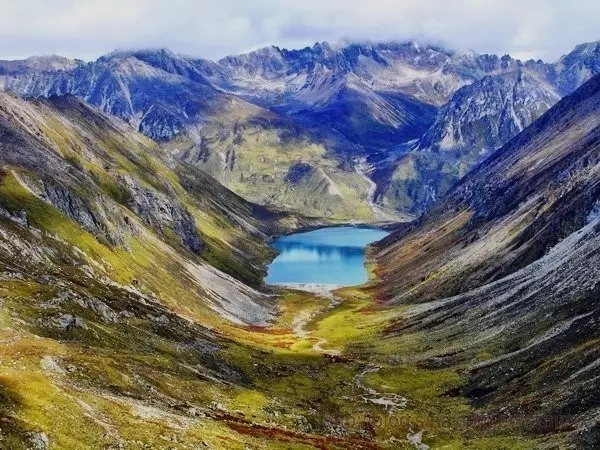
0 98 558 448
168 122 384 222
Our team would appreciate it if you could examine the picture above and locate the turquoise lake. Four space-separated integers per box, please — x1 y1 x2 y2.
265 227 390 286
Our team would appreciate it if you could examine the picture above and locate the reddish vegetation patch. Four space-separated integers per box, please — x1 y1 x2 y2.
207 410 379 448
273 340 292 349
225 417 380 449
244 325 291 335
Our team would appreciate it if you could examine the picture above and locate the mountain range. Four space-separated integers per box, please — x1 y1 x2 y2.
2 40 600 220
0 37 600 448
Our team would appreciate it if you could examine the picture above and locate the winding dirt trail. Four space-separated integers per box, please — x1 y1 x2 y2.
286 284 342 355
287 285 427 447
289 287 407 412
311 336 340 355
353 365 408 414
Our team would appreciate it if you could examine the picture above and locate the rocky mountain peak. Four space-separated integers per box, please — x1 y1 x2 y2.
553 41 600 94
311 41 334 56
561 40 600 59
23 55 79 71
0 55 81 75
418 68 560 153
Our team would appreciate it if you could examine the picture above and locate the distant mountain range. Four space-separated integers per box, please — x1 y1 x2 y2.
2 40 600 220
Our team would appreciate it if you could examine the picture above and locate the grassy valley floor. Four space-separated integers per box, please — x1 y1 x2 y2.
0 276 565 449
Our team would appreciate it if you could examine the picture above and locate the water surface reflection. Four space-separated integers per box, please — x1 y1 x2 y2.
266 227 389 286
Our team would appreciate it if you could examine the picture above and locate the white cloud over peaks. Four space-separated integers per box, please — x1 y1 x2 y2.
0 0 599 61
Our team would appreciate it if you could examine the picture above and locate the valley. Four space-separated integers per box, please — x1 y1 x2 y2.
0 258 554 449
0 32 598 449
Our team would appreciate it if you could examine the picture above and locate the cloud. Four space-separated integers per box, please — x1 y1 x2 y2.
0 0 598 61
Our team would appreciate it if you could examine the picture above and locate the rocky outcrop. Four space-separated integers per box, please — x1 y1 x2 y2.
120 174 203 253
285 161 314 184
552 41 600 95
417 69 559 154
41 181 130 246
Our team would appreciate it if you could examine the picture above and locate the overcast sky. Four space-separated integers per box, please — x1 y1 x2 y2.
1 0 599 62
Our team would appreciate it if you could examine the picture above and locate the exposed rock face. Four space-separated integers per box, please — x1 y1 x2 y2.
374 69 561 214
0 55 80 74
417 69 559 154
73 296 119 323
284 162 314 184
120 174 203 253
50 314 87 331
27 432 49 450
552 41 600 95
411 45 600 161
39 355 66 374
40 181 129 246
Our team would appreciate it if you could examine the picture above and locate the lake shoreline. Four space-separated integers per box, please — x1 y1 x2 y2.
270 283 341 297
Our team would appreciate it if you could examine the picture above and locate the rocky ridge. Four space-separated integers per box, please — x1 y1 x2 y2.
373 72 600 442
